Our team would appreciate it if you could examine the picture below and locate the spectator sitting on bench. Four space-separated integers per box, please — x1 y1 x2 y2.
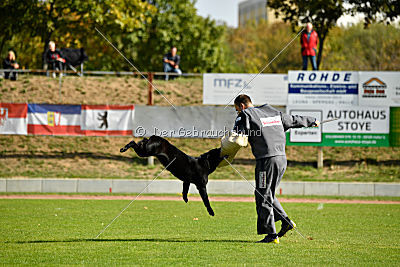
3 50 19 81
163 46 182 81
45 41 66 77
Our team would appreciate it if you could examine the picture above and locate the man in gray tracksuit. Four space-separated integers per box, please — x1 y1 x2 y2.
233 94 319 243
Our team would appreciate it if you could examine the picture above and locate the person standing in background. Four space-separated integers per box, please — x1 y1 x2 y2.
301 22 318 70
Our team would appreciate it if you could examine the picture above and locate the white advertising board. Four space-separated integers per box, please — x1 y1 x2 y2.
288 71 359 106
203 73 288 105
289 110 322 143
358 72 400 107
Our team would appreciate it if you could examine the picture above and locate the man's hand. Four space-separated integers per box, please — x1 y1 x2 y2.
164 59 175 66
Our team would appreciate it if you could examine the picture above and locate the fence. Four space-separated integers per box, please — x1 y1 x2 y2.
0 68 202 105
0 68 202 77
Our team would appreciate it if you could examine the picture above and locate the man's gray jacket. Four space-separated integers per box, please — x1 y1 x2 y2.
234 104 317 159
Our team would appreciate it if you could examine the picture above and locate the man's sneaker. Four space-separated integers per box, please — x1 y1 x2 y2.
278 219 296 237
256 234 279 244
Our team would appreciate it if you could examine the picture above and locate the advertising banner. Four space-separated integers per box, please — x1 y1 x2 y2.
358 72 400 107
27 104 82 135
81 105 134 136
287 105 390 147
0 103 27 135
132 106 236 138
203 73 288 105
288 71 359 106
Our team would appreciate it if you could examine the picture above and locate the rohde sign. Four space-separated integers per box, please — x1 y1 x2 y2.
287 105 390 147
288 71 358 106
203 73 288 105
295 72 354 83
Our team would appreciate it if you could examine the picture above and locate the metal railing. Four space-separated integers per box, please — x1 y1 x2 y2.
0 69 203 77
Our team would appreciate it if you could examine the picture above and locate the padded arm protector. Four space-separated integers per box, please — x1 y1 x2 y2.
218 132 248 167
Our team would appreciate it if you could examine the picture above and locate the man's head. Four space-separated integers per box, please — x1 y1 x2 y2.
306 22 313 33
234 94 253 114
171 46 177 56
49 41 56 51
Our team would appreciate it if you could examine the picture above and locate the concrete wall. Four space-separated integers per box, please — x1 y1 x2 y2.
0 179 399 197
0 179 6 192
42 179 77 193
6 179 42 192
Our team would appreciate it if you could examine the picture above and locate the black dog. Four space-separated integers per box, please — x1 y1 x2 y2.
120 135 225 216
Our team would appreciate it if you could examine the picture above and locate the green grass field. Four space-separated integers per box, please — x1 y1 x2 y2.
1 199 399 265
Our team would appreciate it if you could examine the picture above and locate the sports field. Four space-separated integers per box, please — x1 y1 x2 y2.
1 198 399 265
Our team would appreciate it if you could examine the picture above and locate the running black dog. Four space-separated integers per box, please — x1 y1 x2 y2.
120 135 225 216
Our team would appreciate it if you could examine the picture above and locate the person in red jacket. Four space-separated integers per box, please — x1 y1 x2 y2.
300 23 318 70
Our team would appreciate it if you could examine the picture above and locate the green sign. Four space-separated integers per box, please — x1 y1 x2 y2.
286 106 390 147
287 133 390 147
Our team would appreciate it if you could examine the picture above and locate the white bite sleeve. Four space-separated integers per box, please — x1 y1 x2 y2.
218 132 248 167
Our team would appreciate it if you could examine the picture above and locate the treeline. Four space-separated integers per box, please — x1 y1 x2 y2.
1 0 399 73
0 0 228 72
226 22 400 72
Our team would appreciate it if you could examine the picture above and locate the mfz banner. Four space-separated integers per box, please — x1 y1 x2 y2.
0 103 134 136
288 71 358 106
203 73 288 106
287 106 390 147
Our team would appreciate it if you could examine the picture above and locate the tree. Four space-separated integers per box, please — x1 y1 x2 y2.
133 0 228 72
33 0 155 67
267 0 346 69
0 0 156 69
1 0 228 72
347 0 400 25
322 23 400 71
226 21 302 73
267 0 400 70
0 0 40 55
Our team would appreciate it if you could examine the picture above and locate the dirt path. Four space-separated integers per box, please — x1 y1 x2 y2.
1 195 399 204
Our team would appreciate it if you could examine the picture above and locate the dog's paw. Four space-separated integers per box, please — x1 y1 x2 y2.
120 147 128 153
208 209 215 216
182 195 188 203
